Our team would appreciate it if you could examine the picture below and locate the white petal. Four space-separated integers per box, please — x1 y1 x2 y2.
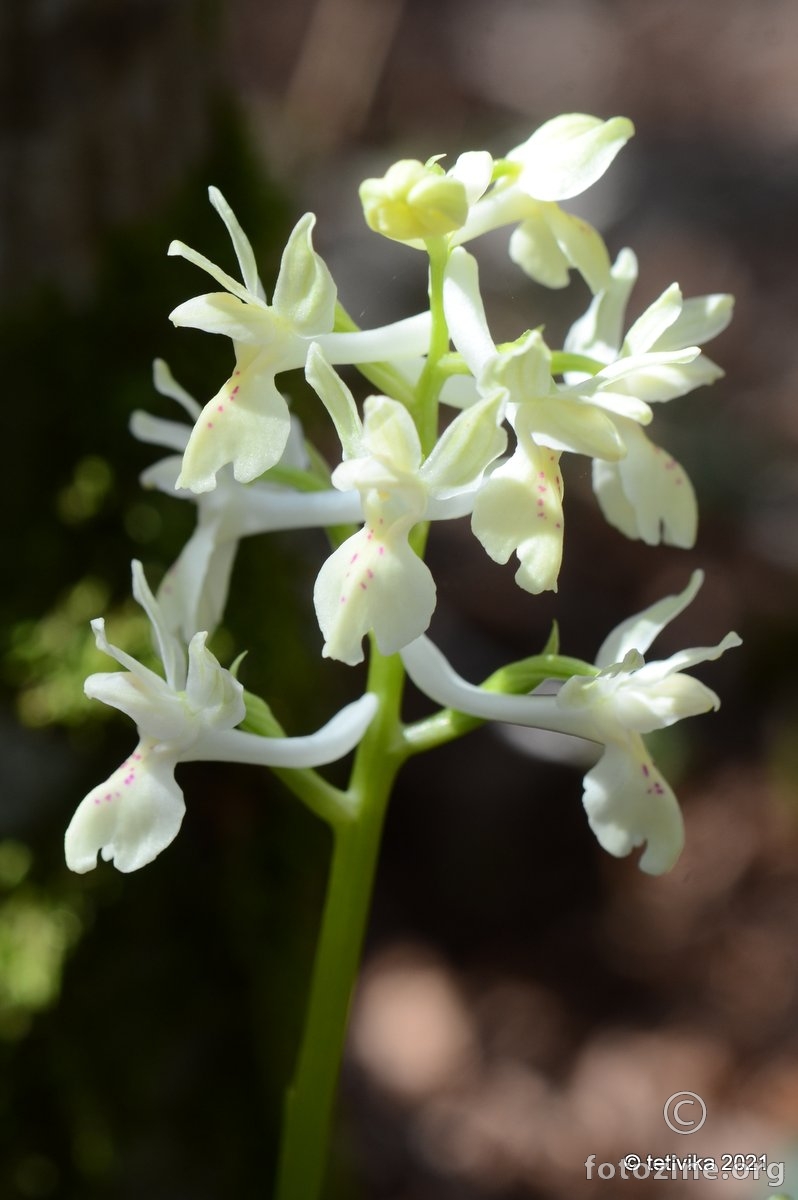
619 355 725 401
305 344 363 458
527 395 625 461
471 441 564 594
591 457 640 544
582 738 684 874
184 632 246 728
481 328 552 401
592 421 697 549
594 348 701 404
84 670 189 743
570 380 652 425
152 359 202 419
422 393 506 496
635 631 742 688
167 241 254 306
314 525 436 665
542 204 611 294
508 114 635 202
623 284 682 356
562 657 726 736
131 560 186 691
177 365 292 493
448 150 493 205
88 616 169 697
65 741 186 874
139 456 184 496
439 373 480 410
509 210 571 289
608 673 722 733
565 247 638 362
360 395 423 475
208 186 264 300
271 213 337 336
655 294 734 351
452 183 534 245
157 526 236 643
130 411 190 454
442 248 498 376
169 292 275 345
595 570 704 667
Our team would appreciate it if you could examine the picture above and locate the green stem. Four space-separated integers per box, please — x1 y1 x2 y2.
274 648 406 1200
413 236 450 454
549 350 604 377
275 237 452 1199
273 799 389 1200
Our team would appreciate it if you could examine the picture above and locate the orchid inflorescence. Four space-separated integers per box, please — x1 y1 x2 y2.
66 112 740 882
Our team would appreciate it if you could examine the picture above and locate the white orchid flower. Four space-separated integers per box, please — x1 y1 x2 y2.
65 562 377 873
443 248 664 592
400 572 740 874
168 188 432 492
565 248 734 546
306 346 506 665
131 360 362 641
454 114 635 292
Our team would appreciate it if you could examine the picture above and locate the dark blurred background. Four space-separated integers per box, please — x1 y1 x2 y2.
3 1 798 1197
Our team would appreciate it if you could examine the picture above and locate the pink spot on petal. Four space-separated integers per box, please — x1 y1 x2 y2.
642 764 650 777
350 553 359 564
217 405 224 412
207 422 213 429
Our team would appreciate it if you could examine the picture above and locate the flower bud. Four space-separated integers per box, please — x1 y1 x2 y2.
359 160 468 242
